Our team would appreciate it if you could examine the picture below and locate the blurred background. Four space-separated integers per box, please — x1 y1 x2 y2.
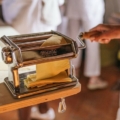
0 0 120 120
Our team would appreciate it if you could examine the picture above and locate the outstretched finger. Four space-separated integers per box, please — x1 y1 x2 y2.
90 24 110 32
99 39 111 44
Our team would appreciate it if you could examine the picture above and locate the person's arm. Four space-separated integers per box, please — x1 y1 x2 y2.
84 24 120 44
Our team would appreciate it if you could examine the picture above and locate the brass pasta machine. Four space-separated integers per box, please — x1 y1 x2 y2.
0 31 86 99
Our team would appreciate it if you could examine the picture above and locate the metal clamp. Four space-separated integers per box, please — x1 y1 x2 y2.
58 98 66 113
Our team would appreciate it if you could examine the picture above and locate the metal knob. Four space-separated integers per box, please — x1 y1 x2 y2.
77 32 86 49
1 47 13 64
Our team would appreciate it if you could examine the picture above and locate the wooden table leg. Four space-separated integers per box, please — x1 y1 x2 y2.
38 103 49 114
18 106 32 120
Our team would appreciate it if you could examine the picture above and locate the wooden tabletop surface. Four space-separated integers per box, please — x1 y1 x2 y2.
0 82 81 113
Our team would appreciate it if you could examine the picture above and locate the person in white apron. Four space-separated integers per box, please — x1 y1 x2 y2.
2 0 64 120
65 0 108 90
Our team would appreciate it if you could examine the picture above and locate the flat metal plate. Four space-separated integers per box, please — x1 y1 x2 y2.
4 72 78 98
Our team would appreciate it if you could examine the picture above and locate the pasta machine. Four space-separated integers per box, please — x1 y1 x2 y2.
0 31 86 99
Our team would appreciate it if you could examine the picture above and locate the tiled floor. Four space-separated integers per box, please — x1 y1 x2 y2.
0 65 120 120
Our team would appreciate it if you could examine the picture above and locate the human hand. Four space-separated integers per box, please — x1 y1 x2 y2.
88 24 120 44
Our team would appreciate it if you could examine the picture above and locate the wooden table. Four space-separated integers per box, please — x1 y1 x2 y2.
0 82 81 113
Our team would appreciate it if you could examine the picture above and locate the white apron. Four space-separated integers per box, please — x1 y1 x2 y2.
65 0 105 77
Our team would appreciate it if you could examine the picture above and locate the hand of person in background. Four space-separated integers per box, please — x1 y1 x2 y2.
88 24 120 44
